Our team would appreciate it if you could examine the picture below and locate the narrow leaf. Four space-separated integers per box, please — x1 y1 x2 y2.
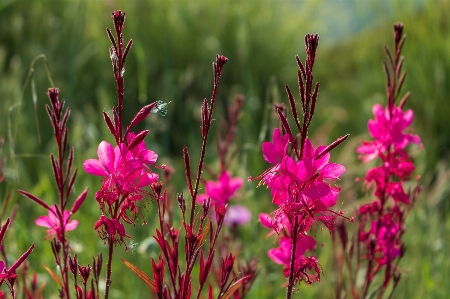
0 218 11 244
197 218 210 251
42 263 62 287
122 39 133 66
10 244 34 272
18 190 50 210
220 276 250 299
121 259 157 292
314 134 349 160
103 111 116 139
183 146 194 198
71 187 89 214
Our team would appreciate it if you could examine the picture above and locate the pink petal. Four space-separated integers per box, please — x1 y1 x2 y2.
35 216 54 228
205 181 220 201
302 139 315 160
114 144 127 170
303 182 330 199
262 142 277 164
65 220 78 231
48 205 59 224
268 247 288 265
402 109 414 128
259 213 273 229
136 172 158 188
314 145 330 170
197 194 209 204
83 159 108 176
321 163 345 179
228 177 243 194
138 150 158 165
120 160 143 174
318 186 339 208
296 235 316 256
372 104 384 117
97 141 115 173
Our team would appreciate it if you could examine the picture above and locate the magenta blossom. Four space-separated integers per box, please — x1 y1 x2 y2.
84 140 158 203
197 171 243 207
268 236 316 267
359 214 402 266
357 104 421 162
35 205 78 241
262 128 289 165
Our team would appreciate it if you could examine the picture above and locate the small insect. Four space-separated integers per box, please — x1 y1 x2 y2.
125 240 139 255
151 100 171 116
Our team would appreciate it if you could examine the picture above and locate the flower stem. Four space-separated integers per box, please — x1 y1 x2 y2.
286 215 299 299
104 237 115 299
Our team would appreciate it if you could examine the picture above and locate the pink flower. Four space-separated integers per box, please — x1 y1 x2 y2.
83 141 142 179
357 104 421 162
84 140 158 203
268 236 316 267
223 205 251 226
198 171 243 207
360 214 402 266
35 205 78 241
262 128 289 165
259 212 291 236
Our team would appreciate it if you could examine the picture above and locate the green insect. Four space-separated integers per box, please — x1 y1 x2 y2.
151 100 171 116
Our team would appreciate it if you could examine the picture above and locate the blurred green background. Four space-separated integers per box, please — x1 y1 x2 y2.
0 0 449 298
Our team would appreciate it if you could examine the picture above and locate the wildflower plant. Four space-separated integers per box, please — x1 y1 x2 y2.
251 34 349 298
332 23 422 299
81 10 252 299
121 53 252 299
18 87 93 299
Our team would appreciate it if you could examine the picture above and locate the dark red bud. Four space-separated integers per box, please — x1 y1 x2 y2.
127 130 149 151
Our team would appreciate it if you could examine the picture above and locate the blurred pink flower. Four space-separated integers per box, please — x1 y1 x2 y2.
357 104 421 162
35 205 78 241
223 205 251 226
198 171 243 207
268 236 316 267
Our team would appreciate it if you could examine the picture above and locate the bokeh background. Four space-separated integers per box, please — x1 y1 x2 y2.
0 0 449 298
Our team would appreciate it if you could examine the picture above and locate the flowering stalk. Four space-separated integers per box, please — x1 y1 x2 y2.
120 53 250 298
198 94 257 297
150 54 243 299
19 88 88 299
251 34 349 298
0 217 34 299
83 10 162 299
333 23 422 299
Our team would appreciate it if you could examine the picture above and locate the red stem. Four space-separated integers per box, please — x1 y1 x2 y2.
103 237 115 299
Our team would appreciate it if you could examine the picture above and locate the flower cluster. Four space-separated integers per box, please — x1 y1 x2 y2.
84 135 159 244
253 34 349 295
355 98 421 289
258 129 346 285
83 11 161 246
197 171 250 226
356 24 421 271
333 23 422 299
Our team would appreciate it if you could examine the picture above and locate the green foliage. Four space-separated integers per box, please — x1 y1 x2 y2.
0 0 448 298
